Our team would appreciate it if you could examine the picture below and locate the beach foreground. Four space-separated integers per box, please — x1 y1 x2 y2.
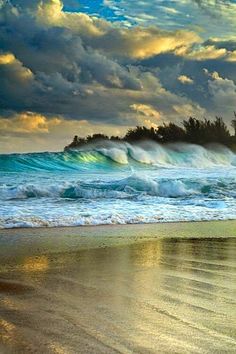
0 221 236 353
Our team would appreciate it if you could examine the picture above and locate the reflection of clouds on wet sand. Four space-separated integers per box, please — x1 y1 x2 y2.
0 237 236 353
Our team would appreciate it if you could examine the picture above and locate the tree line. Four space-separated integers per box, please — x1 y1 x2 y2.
65 115 236 150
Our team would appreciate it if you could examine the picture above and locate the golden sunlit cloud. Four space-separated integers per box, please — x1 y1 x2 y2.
0 112 130 153
0 112 60 134
37 0 106 36
185 45 227 60
0 52 33 80
34 0 201 59
227 50 236 62
182 43 236 62
130 103 162 121
96 27 201 59
0 53 16 65
178 75 194 84
0 0 235 154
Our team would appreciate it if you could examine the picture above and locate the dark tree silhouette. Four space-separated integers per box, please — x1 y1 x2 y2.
157 123 185 143
86 133 109 143
124 126 157 142
231 112 236 137
182 117 230 145
64 115 236 151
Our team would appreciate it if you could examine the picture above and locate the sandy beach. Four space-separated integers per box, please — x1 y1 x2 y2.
2 0 236 352
0 221 236 353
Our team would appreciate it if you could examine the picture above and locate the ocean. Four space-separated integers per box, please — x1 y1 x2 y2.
1 141 236 228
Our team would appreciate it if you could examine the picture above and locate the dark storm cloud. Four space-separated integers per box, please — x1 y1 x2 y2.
139 50 236 119
0 0 236 133
0 0 207 126
0 0 144 123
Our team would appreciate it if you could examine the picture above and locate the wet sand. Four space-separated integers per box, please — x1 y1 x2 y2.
0 221 236 353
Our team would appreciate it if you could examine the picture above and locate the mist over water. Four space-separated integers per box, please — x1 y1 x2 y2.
1 141 236 228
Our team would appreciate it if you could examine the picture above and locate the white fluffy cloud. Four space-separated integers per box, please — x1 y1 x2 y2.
207 71 236 112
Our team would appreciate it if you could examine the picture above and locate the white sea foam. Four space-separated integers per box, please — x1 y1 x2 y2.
1 142 236 228
97 147 129 164
1 141 235 172
0 174 212 201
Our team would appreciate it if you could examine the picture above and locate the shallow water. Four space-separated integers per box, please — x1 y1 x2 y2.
1 142 236 228
0 237 236 353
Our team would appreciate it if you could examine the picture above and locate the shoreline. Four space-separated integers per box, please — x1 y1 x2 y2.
0 220 236 353
1 220 236 353
1 217 236 231
0 220 236 261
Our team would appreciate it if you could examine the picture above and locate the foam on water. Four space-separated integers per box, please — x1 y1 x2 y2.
1 142 236 172
1 141 236 228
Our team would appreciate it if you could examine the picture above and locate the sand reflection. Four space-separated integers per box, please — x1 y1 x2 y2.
22 255 49 273
0 237 236 353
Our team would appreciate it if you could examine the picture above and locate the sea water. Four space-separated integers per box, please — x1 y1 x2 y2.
1 141 236 228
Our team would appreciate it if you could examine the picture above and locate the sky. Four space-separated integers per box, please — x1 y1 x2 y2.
0 0 236 153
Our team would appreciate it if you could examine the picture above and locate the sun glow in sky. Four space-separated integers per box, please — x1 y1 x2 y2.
0 0 236 152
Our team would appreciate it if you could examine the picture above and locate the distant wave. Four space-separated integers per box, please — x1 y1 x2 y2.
1 142 236 172
1 173 235 201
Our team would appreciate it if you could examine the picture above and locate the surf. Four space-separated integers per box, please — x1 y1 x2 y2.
0 142 235 172
1 142 236 228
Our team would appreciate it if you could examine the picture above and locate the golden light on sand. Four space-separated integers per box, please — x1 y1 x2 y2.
49 342 69 354
132 241 162 268
22 256 49 273
0 319 16 345
1 298 19 311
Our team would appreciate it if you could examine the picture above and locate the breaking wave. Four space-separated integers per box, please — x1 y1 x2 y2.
1 142 236 228
1 172 235 202
1 142 236 172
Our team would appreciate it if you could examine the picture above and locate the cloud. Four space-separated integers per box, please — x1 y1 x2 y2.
36 0 108 36
206 70 236 112
0 52 34 111
0 111 130 153
0 52 33 80
193 0 236 20
227 51 236 62
0 0 235 153
10 0 201 60
172 103 205 119
90 27 200 59
198 68 236 118
0 0 205 122
130 103 161 121
103 0 236 38
185 45 227 60
181 41 236 62
0 53 16 65
0 112 60 134
178 75 194 84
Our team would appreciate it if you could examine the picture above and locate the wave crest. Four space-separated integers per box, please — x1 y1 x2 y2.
1 173 234 201
0 142 235 172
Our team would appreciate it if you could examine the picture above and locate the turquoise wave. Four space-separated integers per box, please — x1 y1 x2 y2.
0 142 236 172
0 151 116 172
1 174 236 200
1 142 236 228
